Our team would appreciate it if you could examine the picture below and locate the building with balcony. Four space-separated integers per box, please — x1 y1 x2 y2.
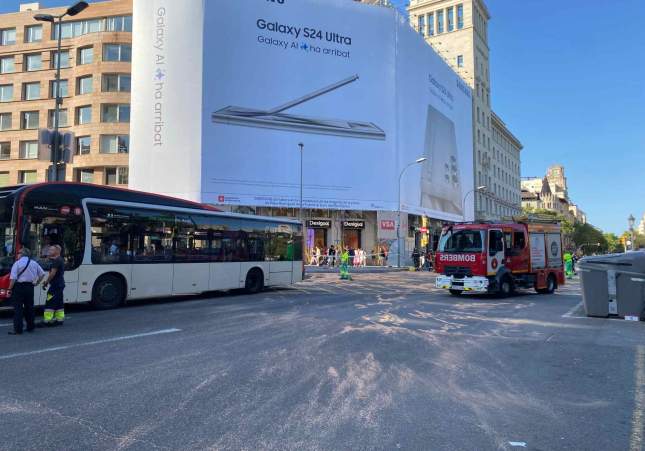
0 0 132 186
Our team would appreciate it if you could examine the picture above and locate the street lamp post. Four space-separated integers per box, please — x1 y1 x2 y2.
34 1 89 182
298 143 304 223
397 157 427 268
628 214 636 251
462 185 487 222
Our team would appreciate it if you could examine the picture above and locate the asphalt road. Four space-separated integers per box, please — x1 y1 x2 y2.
1 272 643 451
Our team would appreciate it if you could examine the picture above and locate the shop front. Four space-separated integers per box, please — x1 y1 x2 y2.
342 220 365 250
306 219 331 250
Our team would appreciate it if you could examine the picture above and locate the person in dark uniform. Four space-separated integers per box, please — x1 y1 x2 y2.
8 248 46 335
40 244 66 327
412 248 421 271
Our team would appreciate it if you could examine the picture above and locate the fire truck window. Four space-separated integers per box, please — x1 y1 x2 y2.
489 230 504 255
513 232 526 250
505 232 513 250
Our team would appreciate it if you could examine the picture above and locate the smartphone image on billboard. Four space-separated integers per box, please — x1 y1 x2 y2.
211 75 386 140
420 104 463 215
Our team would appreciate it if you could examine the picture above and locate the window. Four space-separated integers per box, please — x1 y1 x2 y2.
118 167 128 185
77 169 94 183
51 50 70 69
428 13 434 36
102 74 131 92
103 44 131 62
457 4 464 29
437 10 444 33
0 142 10 160
105 15 133 32
0 28 16 46
76 136 91 155
76 105 92 125
457 55 464 68
489 230 504 254
25 53 42 71
53 16 132 39
19 141 38 159
100 135 129 153
25 25 42 43
21 111 39 129
19 171 37 184
105 168 117 186
50 79 68 98
77 75 93 95
0 56 15 73
0 113 11 130
104 167 128 185
0 172 8 187
78 46 93 65
0 84 12 102
48 109 68 128
447 7 454 31
417 15 425 35
101 104 130 123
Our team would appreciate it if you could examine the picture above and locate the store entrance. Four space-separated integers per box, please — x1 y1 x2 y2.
343 229 361 250
311 228 327 249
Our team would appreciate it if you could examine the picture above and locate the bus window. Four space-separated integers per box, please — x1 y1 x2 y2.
89 205 134 264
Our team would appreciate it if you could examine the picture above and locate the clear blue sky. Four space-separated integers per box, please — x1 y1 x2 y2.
4 0 643 234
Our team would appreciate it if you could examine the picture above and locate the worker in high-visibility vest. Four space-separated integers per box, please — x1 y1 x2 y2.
564 252 574 279
339 247 352 280
39 245 66 327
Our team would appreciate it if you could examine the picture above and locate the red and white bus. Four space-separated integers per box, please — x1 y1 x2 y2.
0 183 303 309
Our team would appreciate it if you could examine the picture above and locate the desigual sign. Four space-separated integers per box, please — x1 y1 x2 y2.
306 219 331 228
342 221 365 229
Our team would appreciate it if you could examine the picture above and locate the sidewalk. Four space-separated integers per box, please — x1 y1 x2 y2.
305 265 416 274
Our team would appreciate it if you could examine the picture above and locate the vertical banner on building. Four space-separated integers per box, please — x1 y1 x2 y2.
131 0 473 221
130 0 205 201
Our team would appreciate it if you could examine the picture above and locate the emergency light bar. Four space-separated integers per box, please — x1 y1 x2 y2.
211 75 386 140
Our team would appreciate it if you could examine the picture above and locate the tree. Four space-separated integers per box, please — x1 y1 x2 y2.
604 233 622 253
572 223 607 254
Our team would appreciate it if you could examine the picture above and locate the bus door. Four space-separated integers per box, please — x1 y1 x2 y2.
23 205 84 305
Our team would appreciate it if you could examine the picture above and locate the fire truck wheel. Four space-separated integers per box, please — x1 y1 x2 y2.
499 276 514 297
449 289 463 296
537 274 557 294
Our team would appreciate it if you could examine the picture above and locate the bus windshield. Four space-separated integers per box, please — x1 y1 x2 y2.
438 229 484 253
0 194 15 276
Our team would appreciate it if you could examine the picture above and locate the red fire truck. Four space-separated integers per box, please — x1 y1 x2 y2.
434 218 565 296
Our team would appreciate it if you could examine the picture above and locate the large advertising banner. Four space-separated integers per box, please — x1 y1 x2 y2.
130 0 473 221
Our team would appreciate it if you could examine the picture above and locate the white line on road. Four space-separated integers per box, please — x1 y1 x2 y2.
630 345 645 451
0 328 181 361
562 301 584 318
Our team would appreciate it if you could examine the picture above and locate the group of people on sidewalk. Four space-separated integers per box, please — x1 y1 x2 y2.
7 245 66 336
309 245 389 267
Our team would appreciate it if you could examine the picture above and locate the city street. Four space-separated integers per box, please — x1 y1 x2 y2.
1 272 643 451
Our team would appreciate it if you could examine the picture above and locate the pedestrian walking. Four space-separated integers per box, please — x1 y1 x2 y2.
328 245 336 267
38 244 66 327
7 248 46 335
412 248 421 271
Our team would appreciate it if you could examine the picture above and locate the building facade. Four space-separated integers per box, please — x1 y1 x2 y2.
0 0 132 187
521 165 586 224
407 0 523 220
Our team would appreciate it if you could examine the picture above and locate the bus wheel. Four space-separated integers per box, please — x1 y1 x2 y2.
449 289 463 296
499 276 514 298
537 274 557 294
91 274 125 310
245 268 264 294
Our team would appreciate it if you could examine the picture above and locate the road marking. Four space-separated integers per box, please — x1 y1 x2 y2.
562 301 584 318
0 328 181 361
0 322 12 328
631 345 645 451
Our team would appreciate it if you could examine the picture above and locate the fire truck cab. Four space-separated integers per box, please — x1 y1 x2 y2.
434 219 565 296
